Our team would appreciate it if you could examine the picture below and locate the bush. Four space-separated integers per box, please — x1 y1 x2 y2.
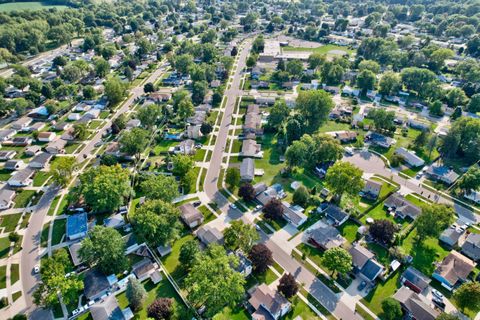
147 298 174 320
9 232 20 243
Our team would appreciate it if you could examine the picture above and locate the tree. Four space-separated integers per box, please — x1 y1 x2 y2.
225 168 240 189
379 71 401 96
140 174 179 202
179 239 200 270
446 88 468 108
325 162 364 200
223 220 259 253
457 166 480 194
120 128 149 158
177 98 194 121
83 85 96 99
148 298 174 320
33 250 83 308
105 77 127 105
248 244 273 273
50 156 76 187
277 274 298 299
296 90 334 133
382 298 403 320
359 60 380 73
322 247 352 277
126 278 147 312
293 186 309 207
73 123 88 141
185 245 245 317
200 122 213 136
137 104 161 129
442 118 480 163
369 219 396 245
263 198 284 221
286 59 303 79
454 282 480 312
267 100 290 132
368 109 396 133
175 54 194 75
94 58 110 78
144 82 155 93
356 69 376 93
416 204 455 241
429 100 444 117
468 94 480 113
132 199 181 247
79 226 128 274
112 114 127 134
78 165 131 213
192 80 208 105
238 183 256 202
307 52 326 70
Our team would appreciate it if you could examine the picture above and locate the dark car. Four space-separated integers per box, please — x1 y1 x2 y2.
193 201 201 207
357 281 367 291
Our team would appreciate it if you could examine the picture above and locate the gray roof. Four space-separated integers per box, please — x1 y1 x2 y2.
29 152 53 166
426 165 459 184
90 295 125 320
394 287 439 320
240 158 255 180
179 203 203 226
241 139 260 157
349 243 374 269
308 224 346 249
83 269 110 300
384 193 421 220
197 225 223 245
462 233 480 261
0 188 15 207
401 267 430 292
249 283 290 318
325 205 349 224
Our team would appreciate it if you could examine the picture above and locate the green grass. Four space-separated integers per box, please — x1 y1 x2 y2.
284 296 320 320
33 171 51 186
52 219 66 246
214 306 250 320
245 268 279 290
152 140 179 155
355 303 375 320
117 278 188 319
317 120 352 133
0 213 22 232
12 235 22 254
10 263 19 285
65 143 82 154
161 234 194 281
12 291 22 302
338 220 359 244
88 120 103 130
193 148 206 161
361 271 401 315
366 242 392 267
40 224 49 247
0 169 12 181
370 177 398 199
0 237 11 259
0 2 69 12
20 212 31 229
0 265 5 289
14 190 36 208
360 201 409 229
198 205 216 224
283 44 355 55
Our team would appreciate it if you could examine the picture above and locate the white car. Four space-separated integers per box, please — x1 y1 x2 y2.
33 265 40 274
432 289 444 300
229 203 237 210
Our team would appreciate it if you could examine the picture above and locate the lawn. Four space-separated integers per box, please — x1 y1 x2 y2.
198 205 216 224
40 224 49 247
284 296 319 320
117 278 188 319
317 120 352 133
0 169 12 181
193 148 206 162
283 44 355 55
296 243 329 273
52 219 66 246
65 142 82 154
12 291 22 302
245 268 279 290
361 271 401 315
0 265 6 289
214 306 250 320
370 177 398 199
0 213 22 233
0 2 69 12
366 242 392 267
10 263 19 285
152 140 179 154
20 213 31 229
88 120 103 130
360 201 409 229
161 234 195 281
337 220 359 244
33 171 51 187
14 190 36 208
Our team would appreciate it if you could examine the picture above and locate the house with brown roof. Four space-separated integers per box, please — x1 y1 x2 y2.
37 132 56 142
393 286 439 320
248 283 291 320
306 222 346 250
432 250 476 291
240 139 262 158
384 193 422 221
196 225 223 246
179 203 204 229
334 131 358 143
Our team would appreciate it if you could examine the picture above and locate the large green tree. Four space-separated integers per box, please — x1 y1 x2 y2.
50 156 76 187
416 204 455 241
140 174 180 202
105 76 127 105
453 282 480 312
295 90 334 133
322 247 352 277
223 220 259 253
325 162 364 200
126 277 147 312
381 298 403 320
119 128 149 158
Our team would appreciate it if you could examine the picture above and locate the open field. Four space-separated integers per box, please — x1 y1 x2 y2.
0 2 69 12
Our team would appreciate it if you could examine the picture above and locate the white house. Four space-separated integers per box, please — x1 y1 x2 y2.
394 147 425 167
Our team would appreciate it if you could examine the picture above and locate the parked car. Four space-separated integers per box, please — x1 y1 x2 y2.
357 281 367 291
229 203 237 210
432 289 444 300
33 265 40 274
193 201 201 207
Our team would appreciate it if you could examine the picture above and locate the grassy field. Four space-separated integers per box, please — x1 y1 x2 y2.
283 44 355 55
10 263 19 285
0 2 69 12
14 190 36 208
161 234 194 281
33 171 51 186
337 220 360 244
52 218 66 246
0 237 11 259
361 271 401 316
0 213 22 233
0 265 6 289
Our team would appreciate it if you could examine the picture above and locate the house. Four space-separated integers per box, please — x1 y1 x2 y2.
243 107 263 136
148 92 171 102
83 269 112 301
384 193 422 220
395 147 425 167
349 243 384 282
362 180 382 200
256 184 287 205
432 250 476 291
253 182 268 196
282 203 308 227
132 258 162 284
11 117 33 131
230 251 253 277
249 283 291 320
0 188 15 210
255 96 276 106
0 151 16 161
25 145 42 157
4 160 24 171
186 124 201 139
365 132 395 148
37 132 56 142
240 158 255 182
53 122 73 131
465 190 480 204
28 152 53 169
173 139 196 155
334 131 358 143
187 111 207 125
324 205 349 226
179 203 204 229
46 138 67 154
196 225 223 246
0 129 16 141
4 136 33 147
401 267 430 294
66 213 88 241
439 225 464 247
123 233 140 255
68 242 84 267
90 295 133 320
8 168 34 187
103 213 125 229
393 287 439 320
307 222 346 250
425 165 459 185
461 233 480 261
240 139 262 158
68 113 82 121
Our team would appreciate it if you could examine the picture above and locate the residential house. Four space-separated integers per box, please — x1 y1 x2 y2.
132 258 162 284
186 124 201 139
68 113 82 121
3 136 32 147
68 242 83 267
0 151 16 161
432 250 476 291
465 190 480 204
324 205 350 226
37 132 56 143
53 122 73 131
439 225 465 247
462 233 480 261
400 267 430 294
240 139 262 158
46 138 67 154
282 203 307 227
393 286 439 320
148 92 171 102
90 295 133 320
7 168 34 187
362 180 382 200
187 111 206 126
11 117 32 131
0 129 16 141
365 132 395 148
425 165 459 185
249 284 291 320
230 251 253 277
103 213 125 229
240 158 255 182
173 139 196 155
395 147 425 167
25 145 41 157
4 160 24 171
83 269 113 301
28 152 53 169
256 184 286 206
384 193 422 220
179 203 204 229
254 96 276 105
349 243 384 282
0 188 15 210
243 105 263 136
66 213 88 241
307 222 346 250
196 225 223 246
334 131 358 143
126 119 141 129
